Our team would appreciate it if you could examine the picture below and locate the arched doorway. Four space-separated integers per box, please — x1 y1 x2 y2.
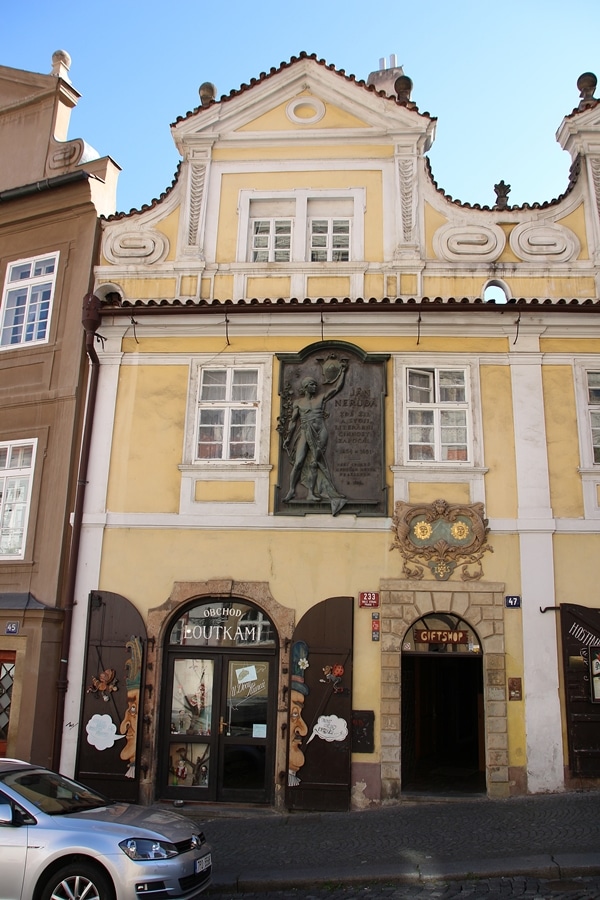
401 612 485 794
160 598 279 804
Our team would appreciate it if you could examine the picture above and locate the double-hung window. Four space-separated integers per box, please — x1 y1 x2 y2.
0 253 59 349
196 368 259 461
586 372 600 463
0 440 36 559
406 368 469 462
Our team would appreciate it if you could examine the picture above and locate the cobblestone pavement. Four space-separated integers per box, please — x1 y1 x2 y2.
173 793 600 896
205 876 600 900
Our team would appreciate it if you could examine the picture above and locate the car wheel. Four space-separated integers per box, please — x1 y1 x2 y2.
40 862 114 900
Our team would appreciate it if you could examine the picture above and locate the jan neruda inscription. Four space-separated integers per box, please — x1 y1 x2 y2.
276 342 388 517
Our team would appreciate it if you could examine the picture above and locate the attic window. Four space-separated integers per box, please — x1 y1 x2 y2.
286 97 325 125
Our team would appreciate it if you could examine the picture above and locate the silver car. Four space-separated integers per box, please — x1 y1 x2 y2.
0 759 212 900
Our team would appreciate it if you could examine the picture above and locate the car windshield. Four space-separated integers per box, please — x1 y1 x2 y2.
0 769 110 815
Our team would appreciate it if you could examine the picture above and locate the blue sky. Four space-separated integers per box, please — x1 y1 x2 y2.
2 0 599 214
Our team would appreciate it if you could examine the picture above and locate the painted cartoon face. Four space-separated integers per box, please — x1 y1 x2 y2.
289 689 309 775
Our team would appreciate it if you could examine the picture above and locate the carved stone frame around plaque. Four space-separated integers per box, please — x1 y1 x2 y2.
391 498 493 581
275 341 388 516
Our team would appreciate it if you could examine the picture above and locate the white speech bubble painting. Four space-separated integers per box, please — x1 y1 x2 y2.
86 713 125 750
306 714 348 745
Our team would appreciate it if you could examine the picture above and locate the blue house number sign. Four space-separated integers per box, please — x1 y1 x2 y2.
505 596 521 608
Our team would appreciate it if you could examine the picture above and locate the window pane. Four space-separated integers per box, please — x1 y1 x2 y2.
332 220 350 234
408 370 433 403
591 412 600 462
9 263 33 282
232 370 258 402
253 236 269 249
311 220 328 234
439 370 466 403
33 257 56 277
200 370 227 401
332 234 349 248
332 249 349 261
253 221 270 235
229 409 256 459
588 372 600 405
311 250 327 262
408 444 435 460
197 409 224 458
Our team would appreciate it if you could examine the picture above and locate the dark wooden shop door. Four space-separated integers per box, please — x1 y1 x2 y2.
285 595 353 811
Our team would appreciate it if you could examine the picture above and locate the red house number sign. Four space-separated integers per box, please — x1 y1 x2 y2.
359 592 380 608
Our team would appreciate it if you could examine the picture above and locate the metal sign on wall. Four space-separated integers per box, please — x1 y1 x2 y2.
275 341 389 517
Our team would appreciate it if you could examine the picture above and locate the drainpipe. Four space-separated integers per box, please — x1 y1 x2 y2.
52 293 102 770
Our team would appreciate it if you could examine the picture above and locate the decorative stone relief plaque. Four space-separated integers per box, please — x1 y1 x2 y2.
276 342 388 516
391 498 493 581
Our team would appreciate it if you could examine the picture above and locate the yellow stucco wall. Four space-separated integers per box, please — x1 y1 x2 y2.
543 365 584 518
236 93 371 132
557 204 589 260
480 365 518 519
107 365 187 513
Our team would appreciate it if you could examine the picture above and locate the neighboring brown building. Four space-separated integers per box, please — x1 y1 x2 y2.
0 51 119 765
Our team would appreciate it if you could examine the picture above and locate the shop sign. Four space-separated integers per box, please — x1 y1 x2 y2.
416 629 468 644
359 591 379 608
169 601 276 648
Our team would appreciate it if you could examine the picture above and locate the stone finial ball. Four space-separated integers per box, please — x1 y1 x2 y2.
199 82 217 106
52 50 71 70
577 72 597 98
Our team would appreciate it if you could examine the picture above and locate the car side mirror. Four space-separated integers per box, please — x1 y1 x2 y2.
0 802 13 825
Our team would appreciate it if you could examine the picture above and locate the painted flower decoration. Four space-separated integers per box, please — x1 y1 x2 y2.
298 655 309 671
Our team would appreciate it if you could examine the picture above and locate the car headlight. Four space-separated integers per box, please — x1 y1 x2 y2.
119 838 178 860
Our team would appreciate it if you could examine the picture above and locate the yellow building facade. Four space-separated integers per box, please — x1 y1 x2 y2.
61 57 600 810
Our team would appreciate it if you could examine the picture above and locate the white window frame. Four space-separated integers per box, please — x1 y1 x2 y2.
195 366 261 462
0 253 59 350
0 439 37 560
573 363 600 518
404 366 470 464
249 218 293 263
237 189 365 264
308 217 351 262
180 355 273 518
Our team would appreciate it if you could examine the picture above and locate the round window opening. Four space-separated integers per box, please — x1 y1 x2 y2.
286 97 326 125
402 613 481 654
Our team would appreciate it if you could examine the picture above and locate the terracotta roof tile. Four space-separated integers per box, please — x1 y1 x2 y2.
170 51 434 126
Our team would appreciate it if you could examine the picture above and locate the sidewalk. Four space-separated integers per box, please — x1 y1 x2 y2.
170 792 600 892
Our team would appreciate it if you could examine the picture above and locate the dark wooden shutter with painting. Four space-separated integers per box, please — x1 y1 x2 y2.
561 603 600 777
76 591 147 802
285 595 353 811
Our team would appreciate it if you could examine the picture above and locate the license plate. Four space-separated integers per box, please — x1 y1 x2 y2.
195 853 211 874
